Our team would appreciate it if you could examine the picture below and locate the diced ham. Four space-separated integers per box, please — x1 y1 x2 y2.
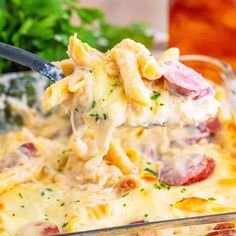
16 222 60 236
162 61 213 99
159 154 215 186
18 142 37 157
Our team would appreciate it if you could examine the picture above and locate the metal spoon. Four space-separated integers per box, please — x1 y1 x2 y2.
0 42 64 82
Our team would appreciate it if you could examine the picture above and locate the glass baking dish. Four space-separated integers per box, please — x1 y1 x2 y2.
0 55 235 236
58 55 236 236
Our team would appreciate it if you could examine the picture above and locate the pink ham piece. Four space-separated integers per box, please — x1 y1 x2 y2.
16 222 60 236
159 154 215 186
162 61 213 99
18 142 38 157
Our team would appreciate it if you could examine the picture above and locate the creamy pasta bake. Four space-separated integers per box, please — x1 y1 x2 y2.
0 37 235 236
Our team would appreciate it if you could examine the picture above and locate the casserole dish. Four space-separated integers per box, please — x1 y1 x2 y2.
0 55 235 236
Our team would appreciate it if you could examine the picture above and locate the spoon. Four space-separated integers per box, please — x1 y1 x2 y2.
0 42 64 82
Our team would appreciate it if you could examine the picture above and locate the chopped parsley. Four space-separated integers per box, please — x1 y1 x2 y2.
123 203 126 207
90 113 99 122
44 214 49 221
46 188 53 192
154 183 171 190
146 162 151 165
21 205 25 208
144 168 158 177
180 188 186 193
18 193 23 199
121 192 129 198
150 106 153 111
151 91 161 102
12 213 15 216
111 82 119 88
91 100 96 109
89 69 93 73
41 192 45 196
103 113 108 120
65 213 68 217
160 103 164 106
208 197 216 201
62 149 70 154
62 222 68 228
144 213 148 218
60 202 65 207
140 188 144 192
75 199 80 203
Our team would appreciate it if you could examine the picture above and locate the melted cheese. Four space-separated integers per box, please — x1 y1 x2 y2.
0 38 234 235
42 36 219 173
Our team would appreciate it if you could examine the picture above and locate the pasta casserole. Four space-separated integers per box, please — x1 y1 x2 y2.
0 36 235 236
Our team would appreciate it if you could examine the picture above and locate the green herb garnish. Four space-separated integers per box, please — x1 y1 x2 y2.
75 200 80 203
208 197 216 201
121 192 129 198
154 183 171 190
46 188 53 192
144 168 158 177
90 113 99 122
180 188 186 193
18 193 23 199
103 113 108 120
144 213 148 218
91 100 96 109
62 222 68 228
0 1 153 73
60 202 65 207
151 91 161 102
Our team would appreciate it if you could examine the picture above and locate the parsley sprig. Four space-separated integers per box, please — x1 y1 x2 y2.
0 0 153 73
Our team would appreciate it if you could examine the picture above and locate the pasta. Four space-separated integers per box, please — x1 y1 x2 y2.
0 36 235 235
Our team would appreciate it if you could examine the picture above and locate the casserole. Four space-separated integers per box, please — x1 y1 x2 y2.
0 54 235 236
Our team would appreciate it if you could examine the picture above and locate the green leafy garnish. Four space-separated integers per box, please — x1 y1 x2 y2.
180 188 186 193
90 113 99 122
18 193 23 199
103 113 108 120
121 192 129 198
46 188 53 192
62 222 68 228
154 183 171 190
0 0 153 73
208 197 216 201
91 100 96 109
151 91 161 102
144 168 158 177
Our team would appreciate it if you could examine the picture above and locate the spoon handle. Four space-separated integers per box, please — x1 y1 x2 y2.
0 42 64 82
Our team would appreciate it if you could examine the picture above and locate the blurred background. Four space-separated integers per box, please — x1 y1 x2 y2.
1 0 236 73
